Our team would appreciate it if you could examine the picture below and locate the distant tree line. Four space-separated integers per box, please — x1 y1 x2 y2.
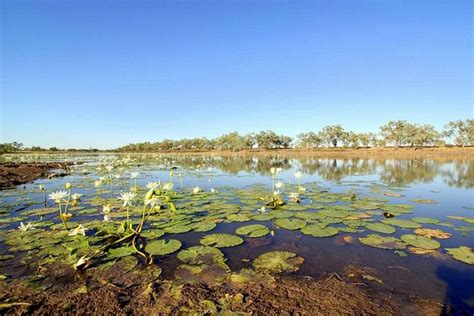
1 119 472 153
116 119 473 152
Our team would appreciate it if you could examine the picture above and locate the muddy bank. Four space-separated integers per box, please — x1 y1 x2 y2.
0 162 73 190
0 262 464 316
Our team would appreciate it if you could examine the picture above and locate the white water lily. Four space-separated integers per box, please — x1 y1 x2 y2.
130 172 139 179
294 171 302 179
163 182 174 191
18 222 34 231
144 196 160 208
38 184 45 192
103 213 111 222
102 204 112 214
193 186 201 194
146 181 160 190
276 168 282 174
94 180 102 187
298 186 306 193
259 206 266 213
106 165 113 172
118 192 137 207
69 224 86 236
273 190 280 196
289 192 300 199
115 174 121 179
48 191 68 203
71 193 82 201
65 182 72 189
210 188 217 193
270 167 276 175
275 182 284 189
74 256 87 270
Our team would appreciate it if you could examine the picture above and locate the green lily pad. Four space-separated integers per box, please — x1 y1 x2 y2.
301 224 339 237
382 218 421 229
411 217 440 224
227 214 251 222
192 221 217 232
108 245 136 258
236 224 270 238
359 234 406 250
275 218 306 230
410 199 438 204
366 222 396 234
253 251 304 273
400 234 440 250
177 246 226 265
200 233 244 248
164 224 193 234
445 246 474 265
252 213 275 221
145 239 182 255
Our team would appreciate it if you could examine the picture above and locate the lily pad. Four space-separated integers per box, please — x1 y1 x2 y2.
400 234 440 250
382 218 421 229
411 217 440 225
108 245 136 258
200 233 244 248
177 246 226 265
236 224 270 238
275 218 306 230
445 246 474 265
145 239 182 255
366 222 396 234
359 234 406 250
414 228 451 239
410 199 438 204
301 225 338 237
253 251 304 273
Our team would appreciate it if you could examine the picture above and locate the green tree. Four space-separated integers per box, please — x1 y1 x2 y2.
443 119 474 147
296 132 322 148
319 125 345 147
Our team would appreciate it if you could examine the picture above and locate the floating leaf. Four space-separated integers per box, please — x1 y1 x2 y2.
192 221 217 232
382 218 421 229
365 222 396 234
235 224 270 238
410 199 438 204
400 234 440 250
145 239 182 255
445 246 474 265
414 228 451 239
200 233 243 248
411 217 440 224
275 218 306 230
108 245 136 258
301 224 338 237
177 246 226 265
359 234 406 250
253 251 304 273
227 213 251 222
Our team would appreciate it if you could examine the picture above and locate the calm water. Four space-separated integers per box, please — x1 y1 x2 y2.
1 153 473 310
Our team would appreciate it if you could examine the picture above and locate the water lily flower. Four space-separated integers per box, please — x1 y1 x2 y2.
74 256 87 270
18 222 34 231
48 191 68 203
94 180 102 187
275 182 284 189
270 167 276 175
118 192 137 207
273 190 280 196
102 204 112 214
65 182 72 189
193 186 201 194
294 171 302 179
61 212 73 221
38 184 45 192
69 224 86 236
103 213 111 222
71 193 82 201
106 165 113 172
276 168 282 174
163 182 174 191
298 186 306 193
130 172 139 179
146 181 160 190
144 196 160 208
259 206 266 213
210 188 217 193
115 174 121 179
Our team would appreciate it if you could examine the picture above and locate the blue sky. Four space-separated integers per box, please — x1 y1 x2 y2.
1 0 472 149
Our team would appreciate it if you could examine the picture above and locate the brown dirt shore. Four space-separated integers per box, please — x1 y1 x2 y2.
0 262 458 316
0 162 73 190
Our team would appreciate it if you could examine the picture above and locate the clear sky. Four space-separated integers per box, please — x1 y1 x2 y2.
1 0 472 149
